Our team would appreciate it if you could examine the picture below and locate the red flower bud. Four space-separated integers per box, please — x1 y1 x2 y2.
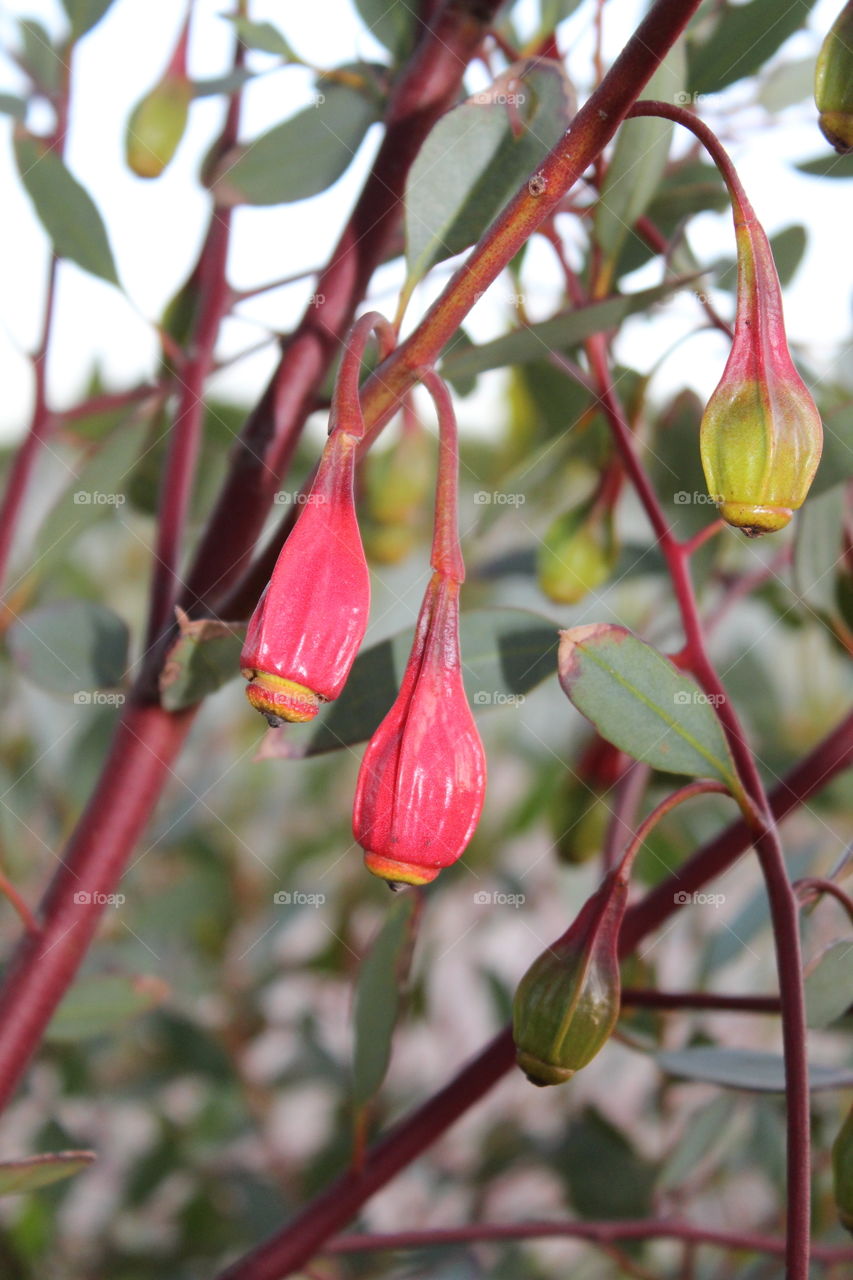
241 429 370 725
352 571 487 887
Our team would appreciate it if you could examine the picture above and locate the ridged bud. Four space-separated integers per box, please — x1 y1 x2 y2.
126 78 191 179
512 870 627 1086
700 210 823 536
833 1104 853 1234
352 572 486 887
241 430 370 725
537 499 617 604
815 2 853 154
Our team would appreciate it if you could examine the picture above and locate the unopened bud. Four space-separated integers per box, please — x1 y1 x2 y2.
537 500 617 604
126 77 191 179
512 871 626 1086
815 1 853 154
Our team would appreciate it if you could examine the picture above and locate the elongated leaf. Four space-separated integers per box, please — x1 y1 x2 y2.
270 608 558 758
7 600 129 695
210 71 382 206
405 60 574 285
796 152 853 178
656 1047 853 1092
61 0 117 39
794 483 846 616
18 20 63 94
595 40 684 265
615 160 727 279
14 136 119 284
558 624 739 790
354 0 416 60
758 56 816 113
353 895 418 1108
440 279 693 384
805 941 853 1029
226 17 296 58
0 93 27 120
48 974 169 1042
687 0 819 95
0 1152 95 1197
656 1095 736 1190
160 611 246 711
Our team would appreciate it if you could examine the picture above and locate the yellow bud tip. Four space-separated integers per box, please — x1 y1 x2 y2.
363 851 441 886
242 671 320 725
819 112 853 154
717 502 793 537
516 1051 576 1087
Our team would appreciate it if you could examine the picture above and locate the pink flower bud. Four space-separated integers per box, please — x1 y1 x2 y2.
241 430 370 725
353 572 487 887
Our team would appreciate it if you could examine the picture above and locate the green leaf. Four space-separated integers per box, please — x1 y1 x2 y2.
656 1095 736 1190
47 974 168 1042
758 56 816 112
439 280 692 384
6 600 129 695
805 941 853 1029
614 159 728 279
557 624 739 791
796 151 853 178
61 0 117 39
190 68 255 99
595 40 684 265
0 1152 95 1197
687 0 819 95
225 17 296 58
14 135 119 284
813 403 853 492
555 1106 657 1219
794 483 846 616
353 895 418 1108
656 1047 853 1091
17 20 63 94
280 608 559 758
0 92 27 120
354 0 417 61
405 60 574 286
159 611 246 711
711 225 807 292
210 70 383 206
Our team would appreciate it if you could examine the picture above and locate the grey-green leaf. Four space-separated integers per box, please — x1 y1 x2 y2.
656 1047 853 1092
353 895 418 1108
6 600 129 695
805 941 853 1029
47 974 169 1042
795 151 853 178
210 72 382 206
280 608 558 758
354 0 417 61
794 482 846 617
595 40 684 265
0 1152 96 1197
17 20 63 94
61 0 117 39
160 612 246 711
14 135 119 284
558 624 739 791
405 60 574 286
687 0 819 95
226 17 296 59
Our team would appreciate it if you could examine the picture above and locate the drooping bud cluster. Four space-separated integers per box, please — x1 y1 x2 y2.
240 314 394 726
815 1 853 154
352 371 486 887
125 14 192 179
512 868 627 1085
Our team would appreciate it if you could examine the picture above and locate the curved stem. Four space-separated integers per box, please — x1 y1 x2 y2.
419 369 463 582
331 312 396 442
618 779 732 879
794 877 853 926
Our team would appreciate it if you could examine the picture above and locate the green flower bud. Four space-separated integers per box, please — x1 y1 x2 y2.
512 871 627 1086
815 1 853 154
363 423 433 527
700 209 823 536
126 78 191 178
833 1104 853 1234
537 499 617 604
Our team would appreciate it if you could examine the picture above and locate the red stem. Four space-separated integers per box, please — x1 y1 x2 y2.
621 989 781 1014
326 1220 853 1264
419 369 464 582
